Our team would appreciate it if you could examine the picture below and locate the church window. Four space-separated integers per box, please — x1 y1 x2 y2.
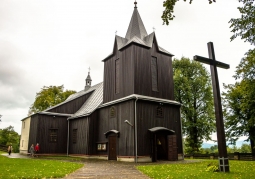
151 56 158 91
110 106 116 118
115 59 120 94
156 106 163 118
49 129 58 143
73 129 77 143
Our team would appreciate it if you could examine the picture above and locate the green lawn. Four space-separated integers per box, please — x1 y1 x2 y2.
137 160 255 179
0 152 83 179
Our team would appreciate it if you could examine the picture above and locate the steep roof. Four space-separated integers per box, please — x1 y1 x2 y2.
102 6 173 61
125 7 148 40
68 82 103 119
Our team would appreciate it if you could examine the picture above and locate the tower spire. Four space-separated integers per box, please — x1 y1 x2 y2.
125 1 147 40
85 67 92 91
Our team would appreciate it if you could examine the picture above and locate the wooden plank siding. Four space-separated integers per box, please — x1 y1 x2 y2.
48 91 93 114
29 114 68 153
136 100 183 156
69 111 99 155
103 45 134 103
97 100 135 156
28 114 39 153
103 41 174 104
134 42 174 100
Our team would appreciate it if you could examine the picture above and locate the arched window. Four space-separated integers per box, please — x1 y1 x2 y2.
110 106 116 118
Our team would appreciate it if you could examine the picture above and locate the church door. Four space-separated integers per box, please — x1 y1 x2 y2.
108 135 117 160
156 134 167 160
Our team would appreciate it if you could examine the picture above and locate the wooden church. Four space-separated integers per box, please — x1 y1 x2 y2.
20 3 183 162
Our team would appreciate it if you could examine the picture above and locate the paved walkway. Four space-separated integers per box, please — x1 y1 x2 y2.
64 159 150 179
2 153 199 179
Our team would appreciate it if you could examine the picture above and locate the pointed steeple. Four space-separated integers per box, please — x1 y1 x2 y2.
85 67 92 91
125 2 148 40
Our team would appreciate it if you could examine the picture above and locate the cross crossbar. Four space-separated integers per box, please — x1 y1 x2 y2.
194 55 230 69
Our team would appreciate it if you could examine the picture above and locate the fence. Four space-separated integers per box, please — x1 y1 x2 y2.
184 152 255 161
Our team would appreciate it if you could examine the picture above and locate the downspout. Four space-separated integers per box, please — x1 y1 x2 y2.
67 118 70 156
179 106 184 160
135 97 138 163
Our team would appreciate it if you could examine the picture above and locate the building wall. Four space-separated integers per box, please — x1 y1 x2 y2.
48 91 93 114
29 114 68 154
136 100 183 156
103 44 134 103
97 100 135 156
69 112 99 155
103 42 174 103
19 117 31 154
134 42 174 100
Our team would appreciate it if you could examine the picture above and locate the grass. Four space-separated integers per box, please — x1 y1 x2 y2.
137 159 255 179
0 152 83 179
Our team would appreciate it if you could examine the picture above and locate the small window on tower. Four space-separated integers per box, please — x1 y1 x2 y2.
156 106 163 118
110 106 116 118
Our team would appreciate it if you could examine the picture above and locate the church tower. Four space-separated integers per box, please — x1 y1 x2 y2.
84 68 92 91
102 2 174 103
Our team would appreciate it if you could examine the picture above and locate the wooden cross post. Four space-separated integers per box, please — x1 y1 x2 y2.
194 42 230 172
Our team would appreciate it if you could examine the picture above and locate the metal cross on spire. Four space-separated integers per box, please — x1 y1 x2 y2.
194 42 230 172
134 0 137 8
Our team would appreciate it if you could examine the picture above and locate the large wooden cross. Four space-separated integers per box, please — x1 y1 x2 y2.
194 42 230 172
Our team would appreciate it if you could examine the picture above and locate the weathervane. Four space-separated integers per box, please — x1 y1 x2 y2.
134 0 137 8
88 67 91 74
153 27 156 32
115 31 117 35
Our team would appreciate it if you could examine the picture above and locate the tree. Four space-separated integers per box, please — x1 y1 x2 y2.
223 49 255 153
229 0 255 45
173 57 215 153
161 0 216 25
29 85 76 115
0 126 20 152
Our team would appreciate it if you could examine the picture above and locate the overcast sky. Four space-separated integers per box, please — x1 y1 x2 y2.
0 0 252 144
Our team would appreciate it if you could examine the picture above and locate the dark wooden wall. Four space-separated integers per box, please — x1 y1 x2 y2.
136 100 183 156
103 44 134 103
69 111 99 155
134 42 174 100
103 40 174 104
97 101 135 156
28 114 39 152
47 91 93 114
29 114 68 154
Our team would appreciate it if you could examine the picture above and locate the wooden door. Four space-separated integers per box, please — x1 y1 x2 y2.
108 136 117 160
157 134 167 160
167 135 178 161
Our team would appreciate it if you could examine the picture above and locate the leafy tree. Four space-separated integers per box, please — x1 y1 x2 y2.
173 57 215 153
240 143 251 153
229 0 255 45
223 49 255 153
0 126 20 152
161 0 216 25
29 85 76 115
